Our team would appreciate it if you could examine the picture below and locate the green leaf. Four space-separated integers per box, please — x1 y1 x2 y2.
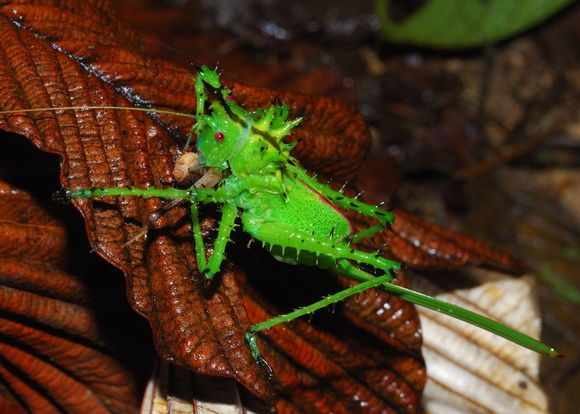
538 263 580 305
375 0 576 49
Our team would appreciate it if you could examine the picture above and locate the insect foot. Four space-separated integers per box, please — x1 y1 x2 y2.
201 268 217 281
246 330 275 379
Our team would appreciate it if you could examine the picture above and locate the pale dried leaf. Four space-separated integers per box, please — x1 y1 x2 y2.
140 360 266 414
410 269 548 414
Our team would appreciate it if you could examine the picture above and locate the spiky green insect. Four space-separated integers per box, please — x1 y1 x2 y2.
4 66 559 366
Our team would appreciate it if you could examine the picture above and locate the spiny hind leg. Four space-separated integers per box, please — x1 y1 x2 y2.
289 166 393 242
243 219 399 363
330 259 559 357
245 258 395 363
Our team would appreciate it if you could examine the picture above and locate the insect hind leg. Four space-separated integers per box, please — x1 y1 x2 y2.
242 217 400 363
245 267 394 363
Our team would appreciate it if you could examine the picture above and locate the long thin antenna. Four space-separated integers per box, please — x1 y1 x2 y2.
0 105 197 119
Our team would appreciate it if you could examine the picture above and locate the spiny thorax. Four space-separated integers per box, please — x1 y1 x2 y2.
227 129 286 176
226 103 301 175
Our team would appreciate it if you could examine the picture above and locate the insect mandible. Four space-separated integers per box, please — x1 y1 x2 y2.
4 65 559 367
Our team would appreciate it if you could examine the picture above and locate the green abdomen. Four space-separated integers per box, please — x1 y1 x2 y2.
247 177 352 241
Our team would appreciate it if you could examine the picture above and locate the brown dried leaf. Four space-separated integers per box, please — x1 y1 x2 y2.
0 1 532 412
388 209 526 271
0 0 427 410
0 144 151 413
348 208 526 273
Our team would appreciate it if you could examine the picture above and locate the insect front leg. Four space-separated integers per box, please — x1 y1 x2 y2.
203 203 238 280
58 186 195 201
193 72 208 142
190 203 208 273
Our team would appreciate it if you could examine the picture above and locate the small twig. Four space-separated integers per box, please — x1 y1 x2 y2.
453 130 552 180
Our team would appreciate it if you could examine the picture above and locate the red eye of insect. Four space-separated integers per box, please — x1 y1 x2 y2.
214 131 225 142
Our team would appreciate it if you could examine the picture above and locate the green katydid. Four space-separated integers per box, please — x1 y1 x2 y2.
1 65 559 370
